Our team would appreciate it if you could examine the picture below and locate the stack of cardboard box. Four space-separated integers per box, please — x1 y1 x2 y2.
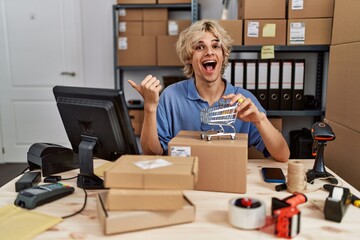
324 0 360 190
96 154 198 235
287 0 333 45
239 0 287 46
116 0 191 66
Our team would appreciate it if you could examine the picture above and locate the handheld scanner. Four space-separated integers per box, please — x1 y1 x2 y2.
311 122 335 141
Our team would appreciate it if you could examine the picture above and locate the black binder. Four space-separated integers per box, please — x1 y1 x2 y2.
268 60 281 110
256 60 269 109
233 60 245 88
292 59 306 110
245 60 257 96
280 60 293 110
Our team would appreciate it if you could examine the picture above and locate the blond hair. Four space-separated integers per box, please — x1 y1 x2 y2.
176 19 233 78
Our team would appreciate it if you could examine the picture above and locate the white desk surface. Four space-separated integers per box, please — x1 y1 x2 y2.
1 159 359 239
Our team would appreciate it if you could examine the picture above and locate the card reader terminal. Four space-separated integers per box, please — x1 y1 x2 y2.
14 183 75 209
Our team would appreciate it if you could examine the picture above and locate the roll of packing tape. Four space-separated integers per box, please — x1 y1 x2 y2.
330 187 344 201
228 197 266 230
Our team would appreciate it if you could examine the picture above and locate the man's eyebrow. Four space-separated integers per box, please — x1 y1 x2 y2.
196 39 219 44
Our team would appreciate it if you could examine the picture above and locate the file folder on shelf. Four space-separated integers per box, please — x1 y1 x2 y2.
268 60 281 110
224 59 233 83
245 60 257 96
233 60 245 88
280 60 293 110
292 59 306 110
256 60 269 109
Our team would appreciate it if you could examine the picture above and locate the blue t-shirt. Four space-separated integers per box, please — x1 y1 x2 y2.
157 78 269 157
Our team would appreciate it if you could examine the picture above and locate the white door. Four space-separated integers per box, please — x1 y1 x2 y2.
0 0 84 163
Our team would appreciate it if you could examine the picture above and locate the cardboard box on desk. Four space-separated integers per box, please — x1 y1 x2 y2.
97 191 195 235
106 189 184 211
104 154 198 190
168 131 248 193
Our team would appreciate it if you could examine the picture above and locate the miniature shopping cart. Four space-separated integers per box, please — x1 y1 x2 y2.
200 99 242 141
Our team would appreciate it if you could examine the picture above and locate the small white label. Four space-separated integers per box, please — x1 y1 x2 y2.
292 0 304 10
119 8 126 16
168 21 179 36
119 22 126 33
118 37 128 50
247 22 259 38
134 159 173 170
170 146 191 157
289 22 305 44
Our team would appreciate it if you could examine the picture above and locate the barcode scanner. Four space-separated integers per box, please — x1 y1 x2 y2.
307 122 337 184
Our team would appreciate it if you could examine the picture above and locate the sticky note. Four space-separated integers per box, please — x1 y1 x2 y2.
261 46 275 59
263 24 276 37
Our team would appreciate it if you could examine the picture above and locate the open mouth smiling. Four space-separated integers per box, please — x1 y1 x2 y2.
202 60 217 72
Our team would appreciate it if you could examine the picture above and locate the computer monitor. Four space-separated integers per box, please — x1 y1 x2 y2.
53 85 140 189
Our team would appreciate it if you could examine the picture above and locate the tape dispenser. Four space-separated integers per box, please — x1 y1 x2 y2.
272 193 307 239
323 184 352 223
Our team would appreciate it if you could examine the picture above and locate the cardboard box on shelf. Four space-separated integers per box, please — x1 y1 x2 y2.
238 0 286 19
97 191 195 235
143 8 168 21
158 0 191 3
143 21 167 36
244 19 286 46
168 131 248 193
168 20 191 35
118 9 143 21
288 0 334 19
118 21 143 36
326 42 360 133
287 18 332 45
117 0 156 4
331 0 360 45
157 36 182 66
106 189 184 211
104 155 198 190
324 119 360 190
219 20 243 46
117 36 156 66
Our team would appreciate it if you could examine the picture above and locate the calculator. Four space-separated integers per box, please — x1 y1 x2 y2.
14 183 75 209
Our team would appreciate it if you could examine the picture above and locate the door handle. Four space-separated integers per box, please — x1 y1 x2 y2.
60 72 76 77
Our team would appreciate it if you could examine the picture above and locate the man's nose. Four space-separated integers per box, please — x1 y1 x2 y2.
205 46 214 55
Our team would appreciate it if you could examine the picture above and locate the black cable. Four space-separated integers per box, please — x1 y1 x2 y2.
62 186 87 219
61 176 78 181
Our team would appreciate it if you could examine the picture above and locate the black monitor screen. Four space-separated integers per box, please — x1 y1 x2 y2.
53 85 140 189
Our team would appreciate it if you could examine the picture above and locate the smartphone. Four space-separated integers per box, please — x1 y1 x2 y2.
261 167 286 183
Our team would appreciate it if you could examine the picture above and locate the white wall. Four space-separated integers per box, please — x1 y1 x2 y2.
81 0 116 88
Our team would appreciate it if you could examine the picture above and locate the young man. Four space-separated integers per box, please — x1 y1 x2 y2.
128 19 290 162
